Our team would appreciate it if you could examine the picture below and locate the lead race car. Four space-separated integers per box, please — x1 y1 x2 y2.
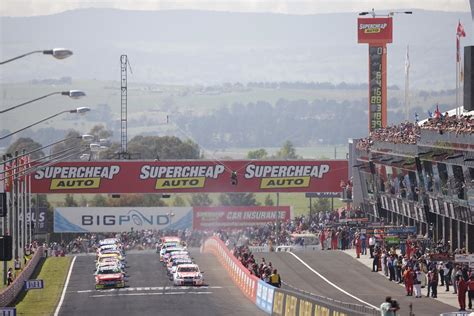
95 265 126 289
173 264 204 286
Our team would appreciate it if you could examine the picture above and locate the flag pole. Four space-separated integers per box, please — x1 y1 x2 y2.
404 45 410 121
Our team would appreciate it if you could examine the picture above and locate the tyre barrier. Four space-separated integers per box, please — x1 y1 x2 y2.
203 237 379 316
0 247 44 307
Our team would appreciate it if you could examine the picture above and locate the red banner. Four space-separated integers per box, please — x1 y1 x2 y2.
193 206 291 230
30 160 348 194
358 17 393 44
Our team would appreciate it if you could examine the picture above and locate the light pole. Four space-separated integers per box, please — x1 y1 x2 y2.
167 211 175 230
0 48 73 65
0 107 91 140
1 90 86 114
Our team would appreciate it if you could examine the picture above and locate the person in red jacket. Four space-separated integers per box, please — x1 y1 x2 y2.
403 266 415 296
467 274 474 310
319 230 326 250
457 275 467 311
355 235 361 258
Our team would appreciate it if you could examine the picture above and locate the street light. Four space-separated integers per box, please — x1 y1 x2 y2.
359 8 412 17
1 90 86 114
0 107 91 140
0 48 73 65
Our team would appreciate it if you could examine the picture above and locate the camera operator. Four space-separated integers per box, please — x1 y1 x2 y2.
380 296 400 316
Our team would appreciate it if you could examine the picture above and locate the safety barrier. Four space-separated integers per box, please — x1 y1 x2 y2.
249 245 270 252
0 246 44 307
256 279 275 314
202 237 258 302
271 287 378 316
275 246 294 252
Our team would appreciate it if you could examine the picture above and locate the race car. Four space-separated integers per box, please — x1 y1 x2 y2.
95 265 126 289
160 246 187 263
173 264 204 286
168 258 194 276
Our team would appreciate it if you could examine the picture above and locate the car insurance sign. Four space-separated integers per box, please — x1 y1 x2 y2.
25 279 44 290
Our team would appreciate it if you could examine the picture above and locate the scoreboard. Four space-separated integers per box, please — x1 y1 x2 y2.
369 45 385 130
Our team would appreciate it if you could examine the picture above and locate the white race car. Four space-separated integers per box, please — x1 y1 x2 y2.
173 264 204 286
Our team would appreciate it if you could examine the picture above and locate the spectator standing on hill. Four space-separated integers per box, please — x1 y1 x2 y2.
7 268 13 286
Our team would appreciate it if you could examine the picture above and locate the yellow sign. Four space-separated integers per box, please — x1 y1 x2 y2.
299 299 312 316
260 177 310 189
273 292 284 315
50 178 100 190
155 177 205 189
285 294 297 316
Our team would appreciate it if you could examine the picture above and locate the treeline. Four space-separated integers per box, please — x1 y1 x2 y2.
177 98 372 147
201 81 400 91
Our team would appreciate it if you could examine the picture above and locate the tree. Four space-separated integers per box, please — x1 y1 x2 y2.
107 194 167 207
90 194 108 207
264 194 274 206
172 196 186 207
218 193 259 206
51 130 84 160
64 194 78 207
247 148 268 159
89 125 113 139
128 135 200 160
6 137 44 159
188 193 213 206
311 198 331 213
274 140 299 159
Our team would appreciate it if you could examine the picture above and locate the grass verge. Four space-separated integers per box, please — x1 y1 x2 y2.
15 257 72 316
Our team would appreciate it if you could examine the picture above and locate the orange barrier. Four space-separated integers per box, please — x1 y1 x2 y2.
202 237 258 302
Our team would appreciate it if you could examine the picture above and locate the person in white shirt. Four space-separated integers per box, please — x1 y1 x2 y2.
380 296 399 316
369 236 376 258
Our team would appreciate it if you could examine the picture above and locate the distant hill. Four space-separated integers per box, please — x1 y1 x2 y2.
0 8 472 89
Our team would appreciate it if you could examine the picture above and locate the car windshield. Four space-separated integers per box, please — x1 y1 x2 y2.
178 267 198 272
98 269 120 274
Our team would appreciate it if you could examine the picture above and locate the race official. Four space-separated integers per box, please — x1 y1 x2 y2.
467 274 474 310
270 269 281 288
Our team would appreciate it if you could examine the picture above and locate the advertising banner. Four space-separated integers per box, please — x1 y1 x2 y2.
32 207 47 234
358 17 393 43
54 207 192 232
192 206 291 230
31 160 348 194
256 280 274 314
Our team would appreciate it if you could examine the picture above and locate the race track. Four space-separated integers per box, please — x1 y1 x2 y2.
264 250 457 315
58 249 265 316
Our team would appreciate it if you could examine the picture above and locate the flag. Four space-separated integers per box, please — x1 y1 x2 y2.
405 45 410 75
456 21 466 62
434 104 442 119
414 112 419 123
427 110 433 118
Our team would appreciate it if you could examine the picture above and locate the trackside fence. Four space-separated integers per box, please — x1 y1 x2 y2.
0 246 44 306
203 237 379 315
202 237 258 302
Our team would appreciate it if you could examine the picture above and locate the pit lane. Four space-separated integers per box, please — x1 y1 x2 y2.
58 249 266 316
264 250 457 315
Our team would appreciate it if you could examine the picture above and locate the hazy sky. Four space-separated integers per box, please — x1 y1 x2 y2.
0 0 471 17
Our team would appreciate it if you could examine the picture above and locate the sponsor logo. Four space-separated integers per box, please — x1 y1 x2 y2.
51 178 101 190
244 164 329 189
359 23 387 34
140 165 224 190
260 177 309 189
35 165 120 190
155 177 205 189
81 209 171 226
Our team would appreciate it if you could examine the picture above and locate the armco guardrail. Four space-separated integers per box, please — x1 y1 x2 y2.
204 237 379 316
202 237 258 302
0 246 44 307
271 287 378 316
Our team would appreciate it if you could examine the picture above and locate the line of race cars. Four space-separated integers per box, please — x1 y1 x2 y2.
158 236 205 286
94 238 127 290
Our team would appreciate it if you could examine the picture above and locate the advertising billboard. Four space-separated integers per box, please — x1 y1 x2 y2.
358 17 393 43
192 206 291 230
54 207 192 232
31 160 348 194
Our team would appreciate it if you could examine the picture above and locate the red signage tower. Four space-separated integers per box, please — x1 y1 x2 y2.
358 17 393 132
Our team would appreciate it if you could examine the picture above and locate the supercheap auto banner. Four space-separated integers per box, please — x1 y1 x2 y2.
193 206 291 230
54 207 192 232
31 160 348 194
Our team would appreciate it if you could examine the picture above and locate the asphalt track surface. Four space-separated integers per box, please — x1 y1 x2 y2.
264 250 457 315
58 249 265 316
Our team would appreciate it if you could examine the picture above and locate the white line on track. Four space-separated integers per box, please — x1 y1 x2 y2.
54 256 77 316
91 291 213 298
288 252 380 311
75 286 222 293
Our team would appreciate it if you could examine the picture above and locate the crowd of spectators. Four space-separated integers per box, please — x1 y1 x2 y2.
356 113 473 151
